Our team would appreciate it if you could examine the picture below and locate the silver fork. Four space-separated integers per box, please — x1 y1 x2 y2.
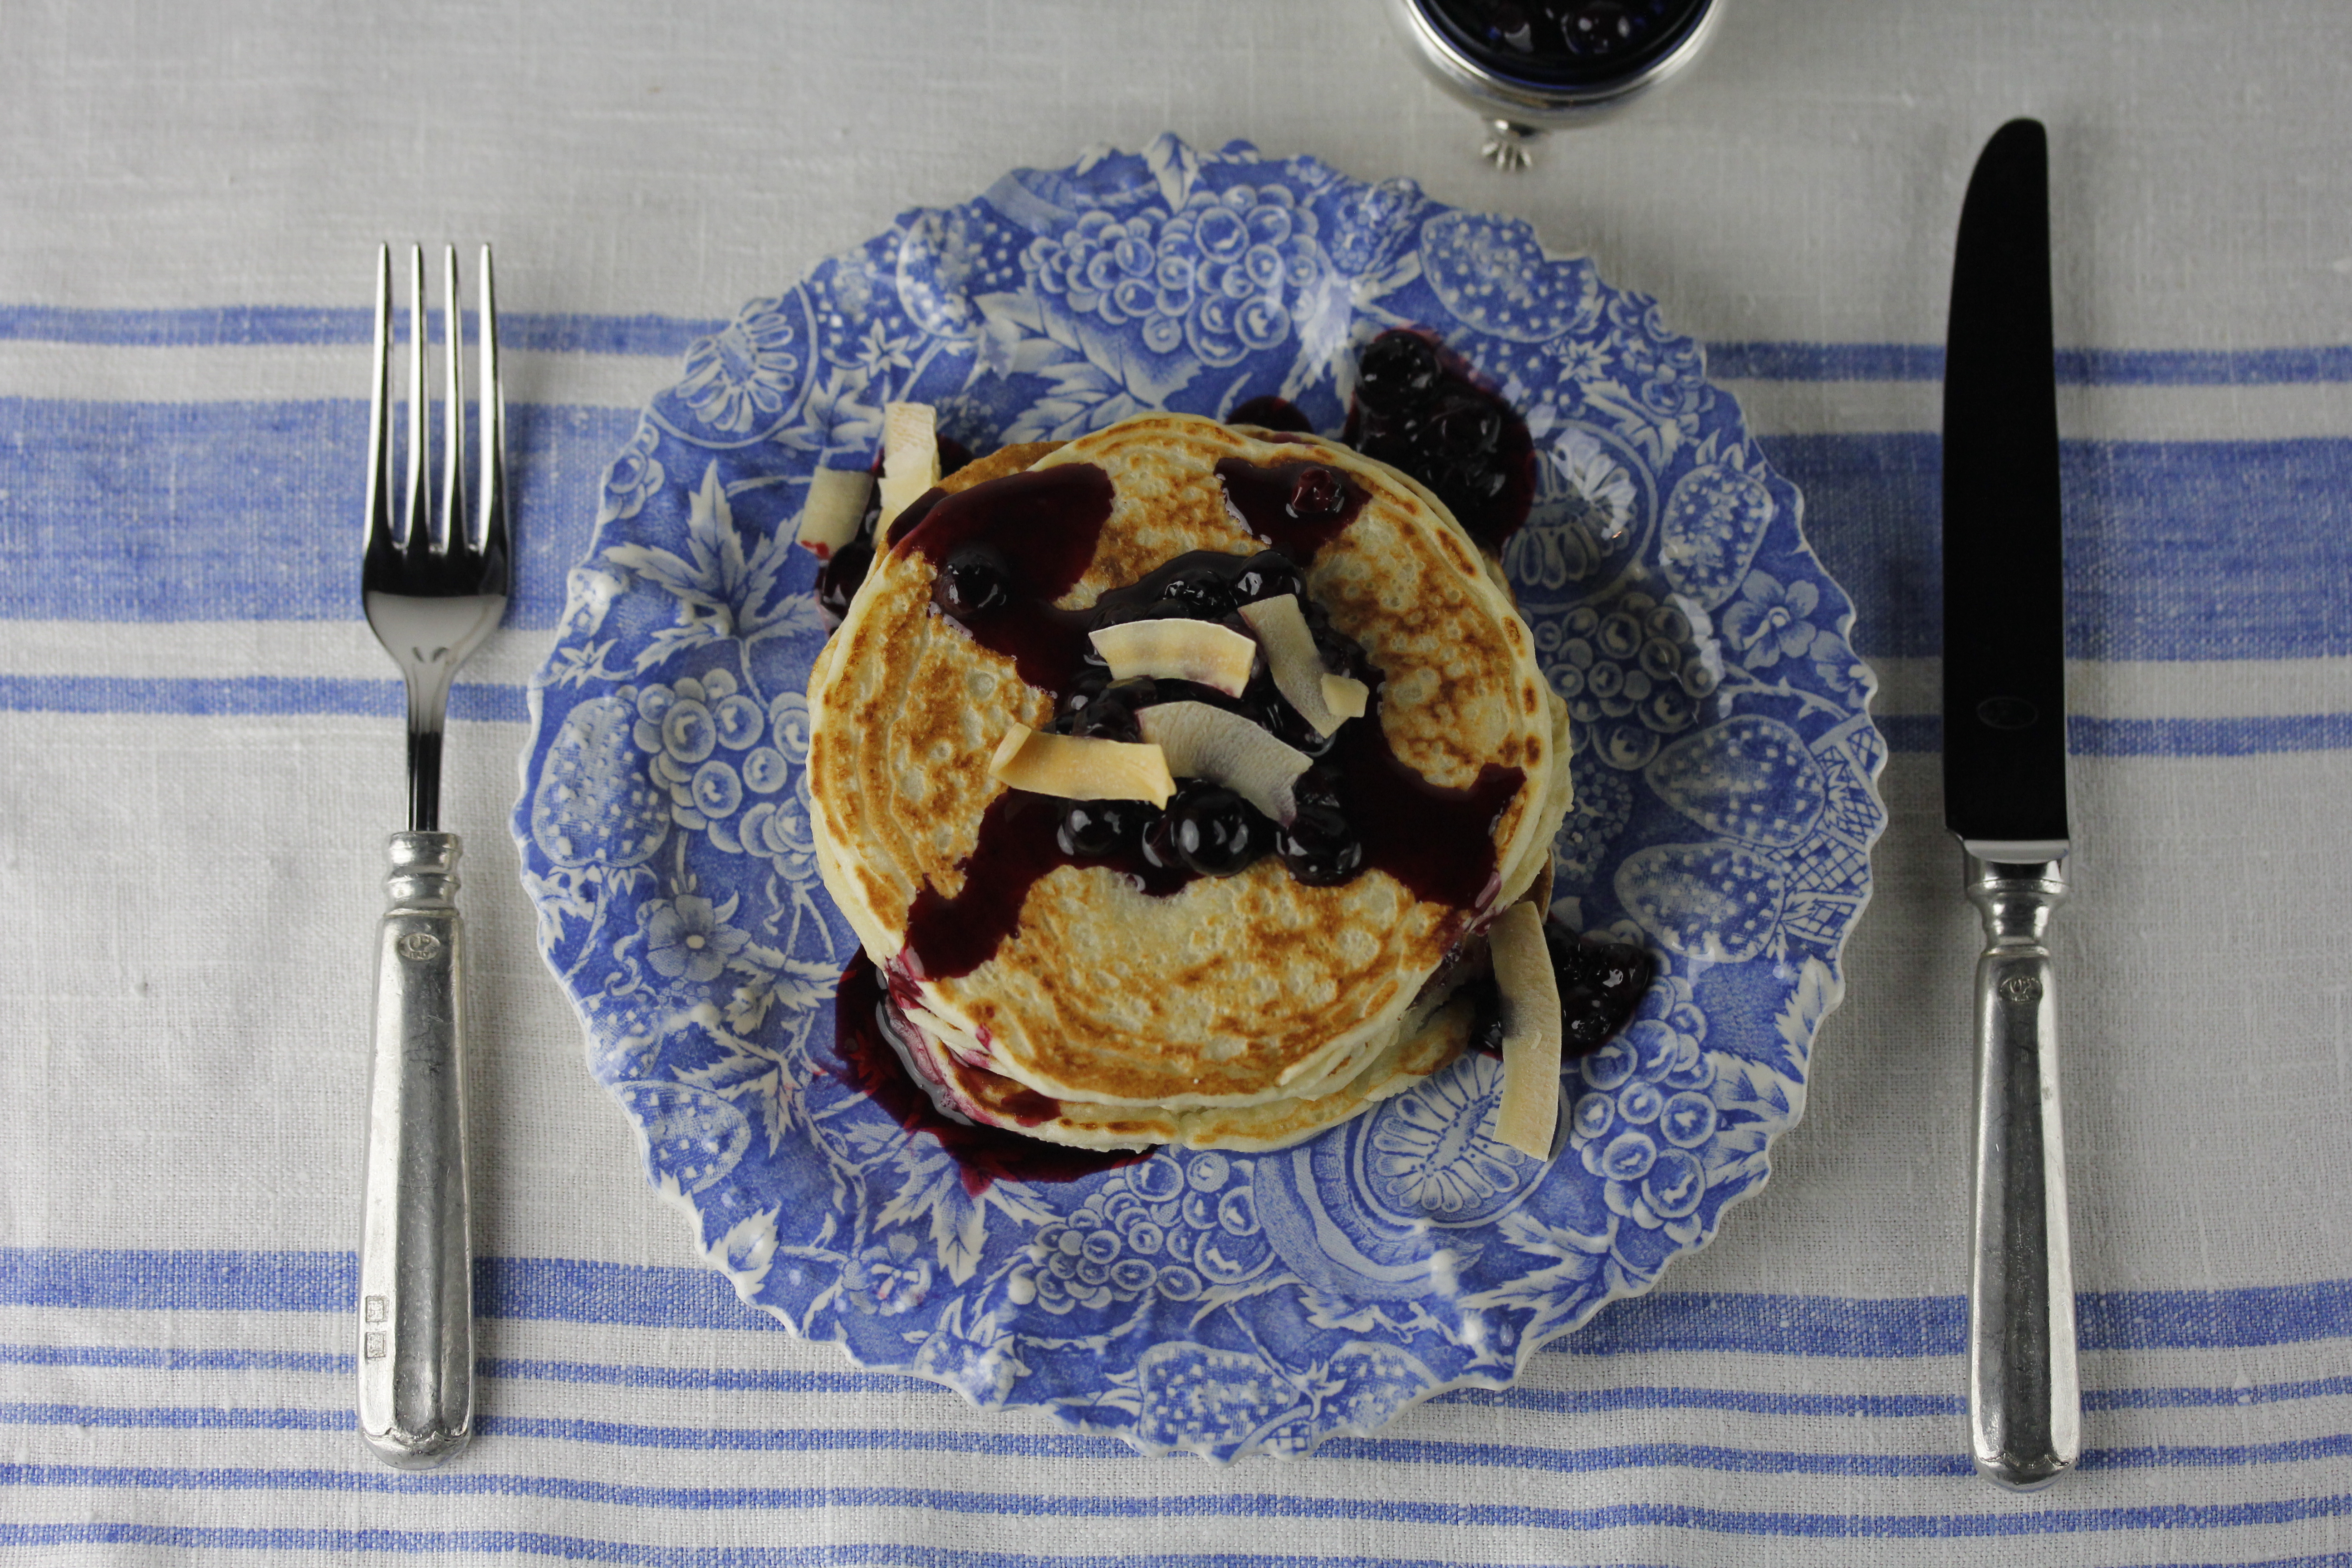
357 242 507 1469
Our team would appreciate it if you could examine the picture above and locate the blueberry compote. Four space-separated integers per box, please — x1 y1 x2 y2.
1212 456 1368 561
833 951 1145 1192
814 435 974 625
899 543 1372 977
889 456 1526 981
1467 921 1654 1059
894 463 1119 691
1343 329 1536 552
1225 394 1315 435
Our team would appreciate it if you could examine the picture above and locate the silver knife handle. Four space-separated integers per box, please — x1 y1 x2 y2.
1964 851 2079 1490
358 831 475 1468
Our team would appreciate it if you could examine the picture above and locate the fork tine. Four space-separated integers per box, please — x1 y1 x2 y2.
476 245 507 575
403 244 429 555
364 244 394 561
441 245 468 560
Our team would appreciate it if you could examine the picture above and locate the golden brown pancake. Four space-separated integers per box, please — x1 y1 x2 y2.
807 414 1568 1148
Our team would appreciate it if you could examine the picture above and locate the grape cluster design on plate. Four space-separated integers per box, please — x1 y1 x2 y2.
1541 592 1718 773
1024 186 1333 370
1006 1153 1270 1315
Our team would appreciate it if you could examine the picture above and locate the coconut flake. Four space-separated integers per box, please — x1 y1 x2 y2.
1089 619 1258 696
1321 671 1370 719
877 472 935 530
882 402 938 481
794 466 874 560
1489 899 1563 1159
877 402 942 529
988 723 1176 807
1237 593 1361 737
1136 701 1313 823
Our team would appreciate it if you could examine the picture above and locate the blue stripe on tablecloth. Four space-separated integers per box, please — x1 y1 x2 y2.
0 397 632 630
5 397 2352 666
1781 432 2352 664
0 1541 2316 1568
5 1250 2351 1356
10 1339 2346 1418
1705 341 2352 385
0 304 728 357
0 674 529 722
9 306 2351 387
1 1468 2349 1538
4 1406 1960 1474
0 1343 347 1375
0 1542 2331 1568
8 1401 2352 1479
1869 714 2352 758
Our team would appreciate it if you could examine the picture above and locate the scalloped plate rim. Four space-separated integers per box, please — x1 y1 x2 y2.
511 133 1890 1462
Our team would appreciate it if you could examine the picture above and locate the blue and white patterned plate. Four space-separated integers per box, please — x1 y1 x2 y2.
515 135 1887 1460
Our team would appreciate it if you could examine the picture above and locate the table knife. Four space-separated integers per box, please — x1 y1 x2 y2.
1942 116 2080 1491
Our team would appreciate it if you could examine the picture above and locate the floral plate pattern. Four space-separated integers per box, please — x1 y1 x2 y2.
515 136 1887 1460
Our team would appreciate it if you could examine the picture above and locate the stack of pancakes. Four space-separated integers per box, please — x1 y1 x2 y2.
807 414 1570 1151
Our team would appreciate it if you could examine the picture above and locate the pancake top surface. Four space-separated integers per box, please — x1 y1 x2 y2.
807 415 1556 1108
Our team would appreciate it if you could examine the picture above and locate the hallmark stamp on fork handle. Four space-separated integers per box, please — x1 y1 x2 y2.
357 244 508 1470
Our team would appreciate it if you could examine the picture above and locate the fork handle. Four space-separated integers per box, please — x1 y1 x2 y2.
358 831 475 1468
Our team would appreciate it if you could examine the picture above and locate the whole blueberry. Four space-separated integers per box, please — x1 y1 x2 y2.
1057 798 1158 858
1356 332 1441 415
1252 683 1337 757
817 536 873 624
935 542 1013 618
1291 764 1346 817
1435 398 1504 454
1102 675 1161 710
1287 466 1345 519
1159 567 1240 620
1310 624 1373 684
1071 699 1142 744
1275 803 1363 885
1059 668 1112 716
1162 784 1269 877
1545 924 1655 1055
1229 551 1304 605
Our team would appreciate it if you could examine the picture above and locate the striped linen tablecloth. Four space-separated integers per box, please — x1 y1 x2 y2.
4 0 2349 1562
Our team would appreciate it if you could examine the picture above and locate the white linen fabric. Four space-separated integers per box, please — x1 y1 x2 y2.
4 0 2350 1562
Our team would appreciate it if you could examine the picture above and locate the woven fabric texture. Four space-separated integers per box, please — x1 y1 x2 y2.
3 0 2349 1562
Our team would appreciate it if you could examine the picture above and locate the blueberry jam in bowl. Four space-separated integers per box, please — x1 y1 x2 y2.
1383 0 1723 167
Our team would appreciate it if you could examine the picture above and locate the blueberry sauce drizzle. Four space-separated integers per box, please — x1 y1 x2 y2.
1343 329 1536 552
892 463 1117 692
900 611 1523 980
1212 456 1367 562
902 786 1192 981
1323 676 1524 913
1225 394 1315 434
881 447 1521 982
833 951 1145 1192
1465 921 1655 1059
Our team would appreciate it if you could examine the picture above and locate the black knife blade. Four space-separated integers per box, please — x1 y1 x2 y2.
1943 117 2070 858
